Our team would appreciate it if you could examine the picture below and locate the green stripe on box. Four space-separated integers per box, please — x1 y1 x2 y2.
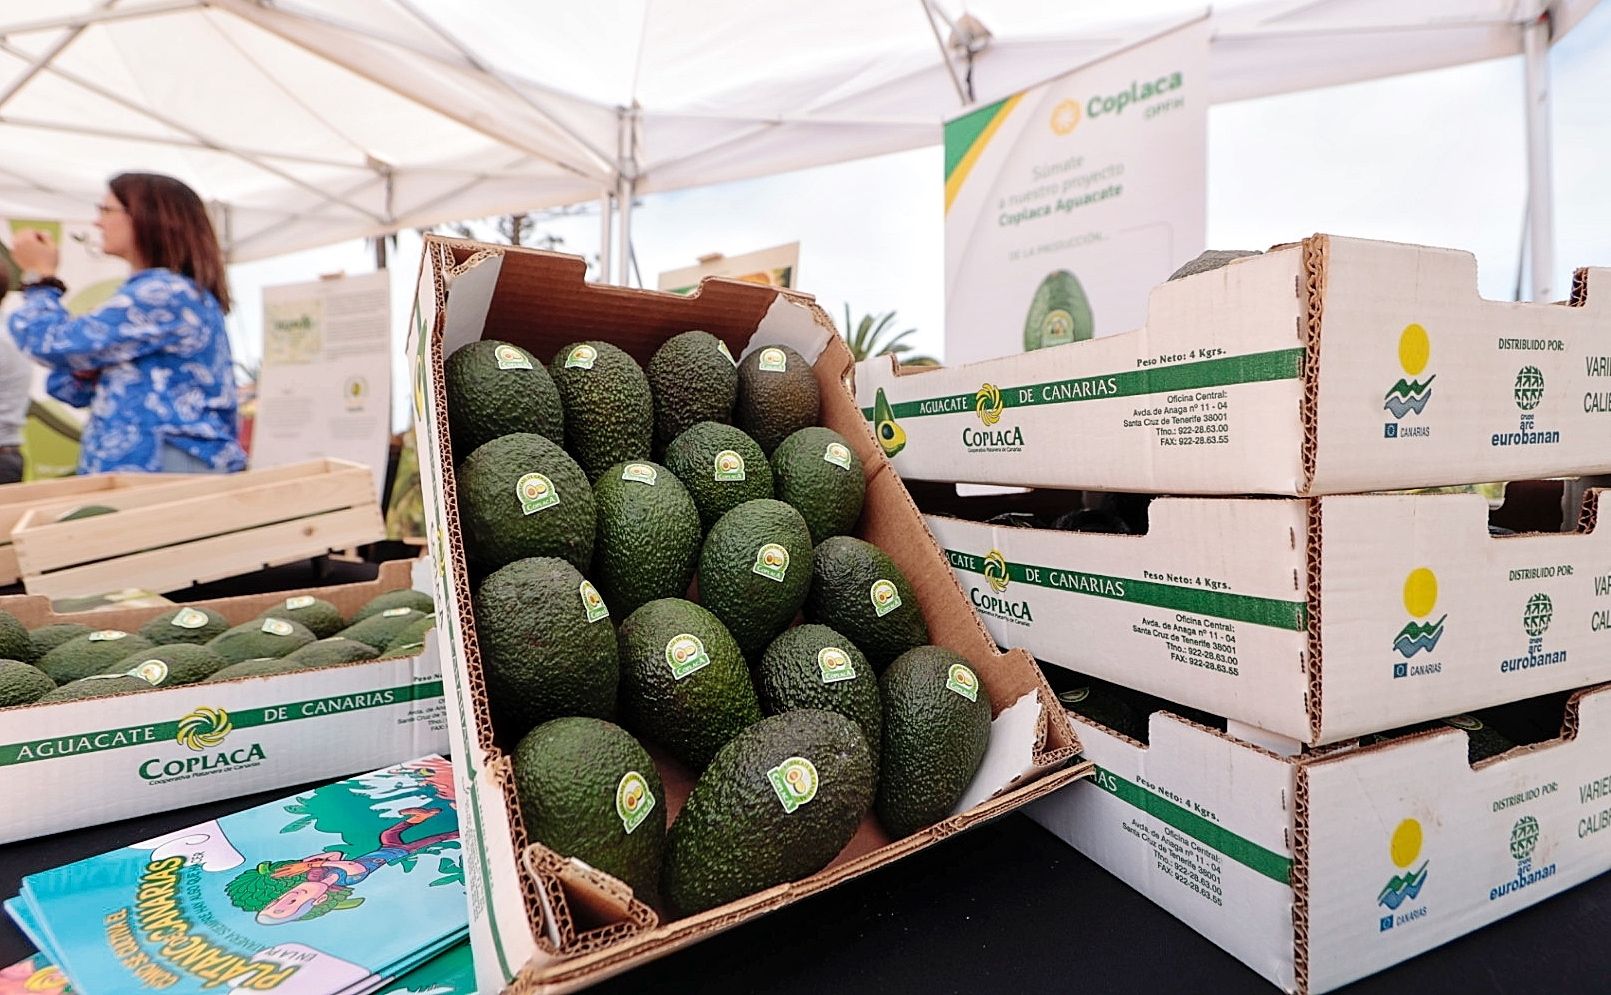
860 348 1305 420
0 681 443 767
1092 765 1292 884
946 551 1306 631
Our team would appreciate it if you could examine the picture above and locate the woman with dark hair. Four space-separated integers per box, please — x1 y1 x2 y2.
8 172 246 473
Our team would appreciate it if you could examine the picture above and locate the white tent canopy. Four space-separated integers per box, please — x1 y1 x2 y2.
0 0 1596 288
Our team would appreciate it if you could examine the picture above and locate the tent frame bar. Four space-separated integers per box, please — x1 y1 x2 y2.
1522 7 1556 301
0 0 203 38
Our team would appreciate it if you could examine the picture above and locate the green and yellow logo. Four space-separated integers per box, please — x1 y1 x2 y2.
665 633 711 681
1514 365 1545 411
817 646 856 684
564 344 598 370
767 756 820 813
176 706 233 752
752 542 791 582
621 463 658 485
1392 567 1446 660
1377 818 1429 912
759 347 788 372
127 659 169 686
983 549 1010 593
516 472 559 514
261 617 296 637
494 343 532 370
975 382 1004 426
1050 98 1082 135
714 449 747 481
872 388 906 458
1383 323 1435 420
284 595 316 611
170 607 211 630
946 663 980 702
616 770 655 835
822 442 853 470
870 578 902 617
580 580 609 624
1523 592 1553 638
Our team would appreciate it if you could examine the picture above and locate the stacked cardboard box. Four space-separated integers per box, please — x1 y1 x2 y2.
858 235 1611 993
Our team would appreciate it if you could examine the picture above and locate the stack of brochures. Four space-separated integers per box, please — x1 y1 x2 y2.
3 757 472 995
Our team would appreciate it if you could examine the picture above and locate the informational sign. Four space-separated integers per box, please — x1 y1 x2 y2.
251 271 391 495
943 18 1209 365
658 242 799 295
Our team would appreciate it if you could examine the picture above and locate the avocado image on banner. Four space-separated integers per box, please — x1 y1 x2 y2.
444 339 566 456
647 330 739 448
617 598 761 771
206 618 316 664
550 341 654 481
475 557 620 737
871 388 906 458
38 630 155 684
805 536 927 671
285 637 380 667
735 344 820 454
769 426 866 544
0 611 32 664
457 432 595 573
27 623 93 664
513 717 667 905
592 461 702 619
661 709 875 916
757 624 882 785
257 596 346 639
876 646 992 838
105 643 228 687
697 499 813 658
338 608 430 653
39 673 159 702
0 659 55 707
1022 270 1094 352
139 605 231 646
349 588 435 624
662 421 774 531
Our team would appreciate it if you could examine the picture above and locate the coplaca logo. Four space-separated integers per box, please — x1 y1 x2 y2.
974 383 1005 426
983 549 1011 593
1391 568 1446 678
141 706 266 782
1377 818 1430 932
175 706 232 751
1050 98 1082 135
1383 323 1434 436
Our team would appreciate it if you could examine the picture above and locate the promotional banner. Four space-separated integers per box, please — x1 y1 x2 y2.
943 18 1209 365
251 271 391 495
658 242 799 295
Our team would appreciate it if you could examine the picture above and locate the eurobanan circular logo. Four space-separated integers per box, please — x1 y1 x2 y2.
176 706 233 752
1510 815 1540 860
1514 365 1545 411
1050 98 1082 135
1523 592 1553 638
974 382 1004 426
983 549 1010 593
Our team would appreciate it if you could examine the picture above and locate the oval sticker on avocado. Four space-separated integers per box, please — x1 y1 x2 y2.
284 596 316 611
382 607 412 618
752 543 790 582
946 663 979 702
564 344 597 370
767 756 819 813
621 463 658 485
616 771 655 835
758 347 787 372
261 618 295 637
87 630 126 642
822 442 852 470
579 580 609 623
665 633 711 680
817 646 855 684
171 607 211 629
127 660 169 686
869 579 901 616
516 472 559 514
495 344 533 370
716 341 737 366
713 450 746 482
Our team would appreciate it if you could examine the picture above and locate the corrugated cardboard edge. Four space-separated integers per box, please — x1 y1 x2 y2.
1304 498 1325 747
1297 235 1328 496
415 237 1085 993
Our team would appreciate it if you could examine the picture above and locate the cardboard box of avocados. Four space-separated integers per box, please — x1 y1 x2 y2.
1029 680 1611 994
858 234 1611 497
406 236 1087 994
0 558 448 843
925 485 1611 747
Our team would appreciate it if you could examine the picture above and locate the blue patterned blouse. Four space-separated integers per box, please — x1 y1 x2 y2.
8 268 247 474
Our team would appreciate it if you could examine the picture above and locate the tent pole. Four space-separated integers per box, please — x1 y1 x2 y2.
919 0 968 105
616 175 634 287
1521 10 1555 302
598 190 614 284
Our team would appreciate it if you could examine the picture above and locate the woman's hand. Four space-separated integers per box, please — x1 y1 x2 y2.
11 230 59 277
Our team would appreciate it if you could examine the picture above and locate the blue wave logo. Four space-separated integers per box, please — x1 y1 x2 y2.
1383 376 1436 419
1377 862 1429 909
1393 616 1447 658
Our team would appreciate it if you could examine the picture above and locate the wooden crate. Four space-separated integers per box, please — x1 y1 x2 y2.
11 459 385 599
0 472 195 586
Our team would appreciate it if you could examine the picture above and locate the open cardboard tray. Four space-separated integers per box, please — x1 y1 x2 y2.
1029 679 1611 994
407 236 1087 994
858 234 1611 496
11 458 385 599
0 472 195 586
923 483 1611 747
0 558 447 843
